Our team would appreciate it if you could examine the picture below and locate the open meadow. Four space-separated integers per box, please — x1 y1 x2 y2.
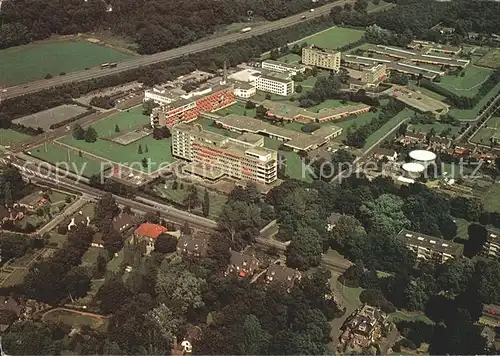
436 66 494 97
0 40 132 86
470 116 500 146
294 27 365 50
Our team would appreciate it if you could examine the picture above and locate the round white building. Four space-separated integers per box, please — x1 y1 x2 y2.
409 150 436 167
402 162 426 179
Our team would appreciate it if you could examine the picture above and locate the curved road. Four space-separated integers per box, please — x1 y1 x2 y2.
1 1 350 100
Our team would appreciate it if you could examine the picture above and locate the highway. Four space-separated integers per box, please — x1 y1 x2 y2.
1 0 350 100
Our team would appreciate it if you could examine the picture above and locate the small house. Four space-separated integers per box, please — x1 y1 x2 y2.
225 249 259 278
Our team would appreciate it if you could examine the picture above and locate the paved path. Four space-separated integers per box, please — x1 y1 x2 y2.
36 197 87 235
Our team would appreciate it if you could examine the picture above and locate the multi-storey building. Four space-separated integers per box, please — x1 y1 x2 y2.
397 229 463 264
144 87 179 106
302 46 341 71
172 123 278 184
233 81 256 99
255 73 294 96
361 64 387 84
150 85 236 127
261 59 307 75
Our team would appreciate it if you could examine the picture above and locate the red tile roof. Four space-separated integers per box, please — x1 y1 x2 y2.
134 223 168 239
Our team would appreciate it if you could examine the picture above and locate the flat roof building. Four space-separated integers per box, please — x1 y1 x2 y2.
302 46 341 71
397 228 463 264
172 123 278 184
215 114 342 152
255 72 294 96
484 230 500 260
261 59 307 75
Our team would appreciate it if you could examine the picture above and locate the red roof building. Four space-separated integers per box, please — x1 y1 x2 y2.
134 223 168 239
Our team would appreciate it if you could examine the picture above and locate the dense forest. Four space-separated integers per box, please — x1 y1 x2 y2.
0 0 331 52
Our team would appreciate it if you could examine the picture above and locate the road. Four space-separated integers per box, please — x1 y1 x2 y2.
1 1 351 100
36 197 87 235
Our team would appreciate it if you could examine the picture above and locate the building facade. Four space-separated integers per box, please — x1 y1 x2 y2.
172 123 278 184
397 229 463 264
150 85 236 127
255 74 294 96
302 46 341 71
261 59 307 75
484 230 500 260
233 82 256 99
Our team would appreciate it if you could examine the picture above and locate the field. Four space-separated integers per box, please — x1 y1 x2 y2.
13 105 89 131
57 107 174 173
388 311 433 324
482 182 500 212
0 40 132 86
42 308 109 330
0 129 31 146
476 48 500 69
294 27 366 50
81 247 105 267
30 143 105 177
363 109 413 149
470 116 500 145
448 81 500 120
154 183 228 218
436 66 494 98
408 122 463 138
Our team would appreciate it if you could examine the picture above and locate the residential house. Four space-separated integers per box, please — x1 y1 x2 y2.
17 191 49 212
112 213 134 233
177 234 208 257
339 304 387 351
67 212 91 231
483 230 500 260
225 249 260 278
481 326 496 349
265 264 302 292
402 131 426 145
429 136 452 151
0 297 22 333
0 205 25 226
454 143 477 156
326 212 343 232
373 147 398 161
133 223 169 255
171 326 202 355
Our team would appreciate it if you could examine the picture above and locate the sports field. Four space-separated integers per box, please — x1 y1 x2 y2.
57 107 174 172
436 66 494 97
0 40 132 86
295 27 365 50
30 143 105 177
0 129 31 145
476 48 500 69
470 116 500 145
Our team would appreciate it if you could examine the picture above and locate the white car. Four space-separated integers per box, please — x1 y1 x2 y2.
310 8 314 12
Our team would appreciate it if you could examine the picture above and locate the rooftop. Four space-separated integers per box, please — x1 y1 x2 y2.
112 213 134 232
258 72 293 85
135 223 168 239
262 59 306 71
397 228 463 256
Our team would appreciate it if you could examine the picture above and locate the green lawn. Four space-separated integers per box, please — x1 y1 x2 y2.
333 111 379 143
295 27 365 50
483 182 500 212
154 183 228 218
363 109 413 148
81 247 105 267
80 203 96 219
0 129 31 145
281 151 314 183
277 53 302 64
214 102 256 117
196 118 240 138
476 48 500 69
408 122 463 138
449 81 500 120
389 311 434 324
58 107 174 172
30 143 105 177
49 233 67 248
436 66 494 97
470 116 500 145
307 99 352 113
1 269 28 287
0 40 132 86
454 218 470 240
42 308 108 330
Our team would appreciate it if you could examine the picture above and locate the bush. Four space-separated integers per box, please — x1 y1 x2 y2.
45 74 53 79
359 288 396 313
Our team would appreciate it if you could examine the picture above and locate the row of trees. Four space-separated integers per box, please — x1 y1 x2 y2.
72 123 97 142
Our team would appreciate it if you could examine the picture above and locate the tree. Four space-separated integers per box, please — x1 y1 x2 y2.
286 226 323 270
141 157 148 168
184 185 200 211
360 194 410 237
138 144 143 154
95 276 132 314
217 201 262 249
202 189 210 217
464 223 487 258
72 123 85 140
330 215 366 250
143 100 159 115
295 84 303 93
152 126 171 140
94 193 120 233
145 145 149 153
3 321 61 355
63 266 91 300
115 124 120 133
154 233 178 253
84 126 98 143
103 229 124 254
182 221 192 235
235 314 270 355
437 258 474 296
339 264 364 287
478 260 500 304
245 101 255 109
144 303 183 341
3 181 13 207
95 254 107 278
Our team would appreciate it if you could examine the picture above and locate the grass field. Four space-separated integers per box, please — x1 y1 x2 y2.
408 122 463 138
408 82 447 101
470 116 500 145
81 247 105 267
0 129 31 146
196 118 240 138
215 102 256 117
363 109 413 148
436 66 494 98
295 27 365 50
154 183 228 218
57 107 174 172
1 269 28 287
278 53 302 64
483 182 500 212
448 81 500 120
476 48 500 69
307 99 353 113
389 311 434 324
30 143 105 177
0 40 132 86
42 308 108 330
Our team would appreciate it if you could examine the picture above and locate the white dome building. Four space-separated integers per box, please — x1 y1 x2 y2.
402 162 426 179
409 150 436 167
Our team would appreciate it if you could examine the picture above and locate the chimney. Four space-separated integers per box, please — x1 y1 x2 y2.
220 61 227 85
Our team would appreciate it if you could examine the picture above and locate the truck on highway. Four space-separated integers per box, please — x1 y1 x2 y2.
240 27 252 33
101 62 117 69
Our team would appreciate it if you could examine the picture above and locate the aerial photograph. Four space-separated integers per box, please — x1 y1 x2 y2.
0 0 500 354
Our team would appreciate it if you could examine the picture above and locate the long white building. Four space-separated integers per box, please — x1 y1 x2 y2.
255 73 294 96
